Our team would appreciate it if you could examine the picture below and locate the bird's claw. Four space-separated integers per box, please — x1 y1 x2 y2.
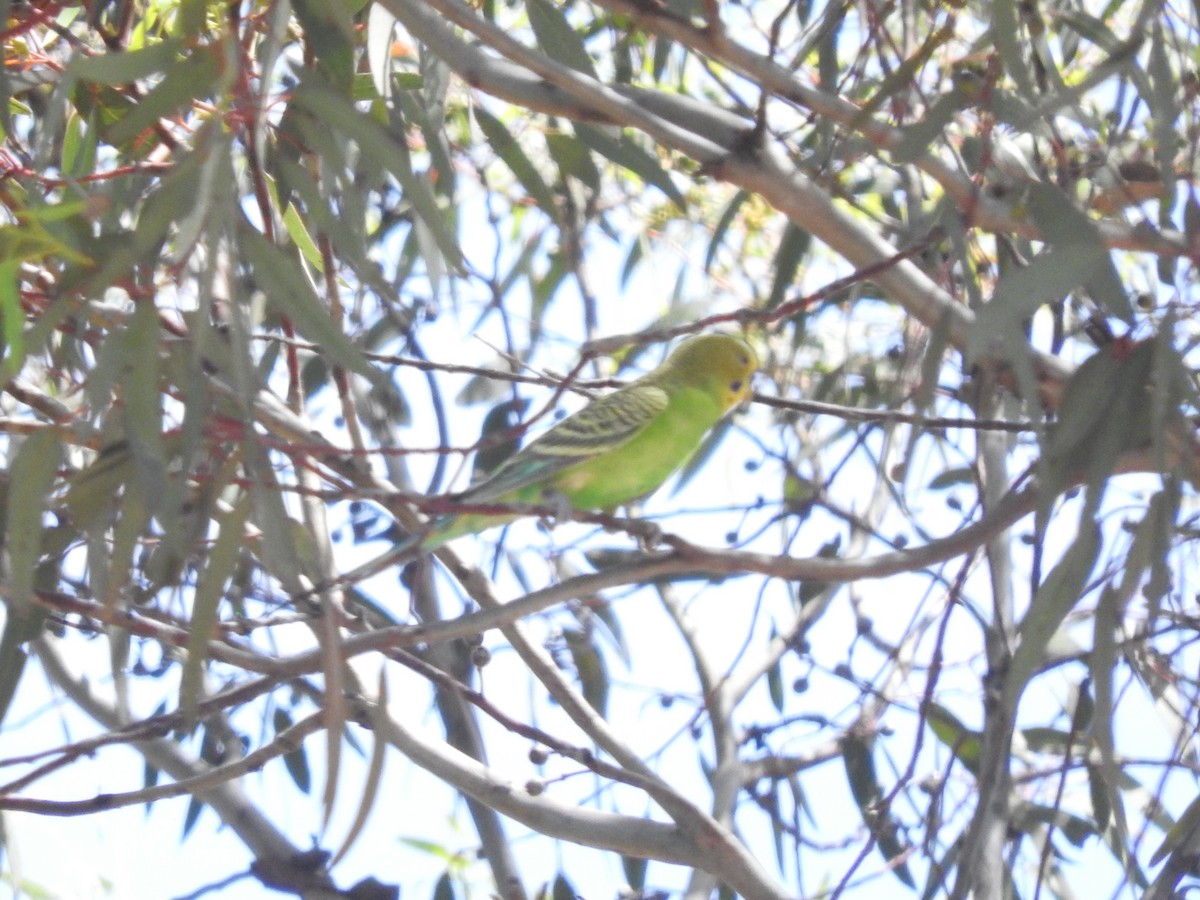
536 489 575 528
630 518 662 549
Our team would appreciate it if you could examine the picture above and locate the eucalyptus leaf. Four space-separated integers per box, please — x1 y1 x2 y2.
5 428 64 609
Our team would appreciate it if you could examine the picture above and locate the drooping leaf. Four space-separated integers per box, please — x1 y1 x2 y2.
239 226 381 385
182 796 204 839
474 105 558 220
551 873 576 900
527 0 597 78
621 855 647 892
292 0 356 90
330 668 389 866
105 48 223 149
926 467 975 491
120 299 167 509
766 221 811 309
65 442 133 530
1146 23 1179 228
1005 520 1102 711
180 494 252 725
432 871 455 900
545 131 600 191
842 728 915 887
274 707 313 794
576 123 687 210
767 633 784 712
366 2 398 102
704 189 750 273
0 618 34 727
990 0 1034 98
291 78 463 272
562 628 608 718
68 39 182 85
5 428 64 610
1011 800 1099 848
926 703 982 776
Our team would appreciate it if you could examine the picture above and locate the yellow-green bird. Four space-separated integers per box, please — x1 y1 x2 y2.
344 333 757 581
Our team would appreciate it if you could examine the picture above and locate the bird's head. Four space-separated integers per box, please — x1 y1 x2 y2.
666 333 758 412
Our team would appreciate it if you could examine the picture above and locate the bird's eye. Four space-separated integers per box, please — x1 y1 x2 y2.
730 380 743 392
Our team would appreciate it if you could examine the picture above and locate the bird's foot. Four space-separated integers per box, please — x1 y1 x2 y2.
537 489 576 529
625 517 662 550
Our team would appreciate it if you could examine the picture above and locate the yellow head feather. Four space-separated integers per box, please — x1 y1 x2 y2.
653 333 758 412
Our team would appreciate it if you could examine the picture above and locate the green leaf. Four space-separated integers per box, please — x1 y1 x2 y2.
990 0 1034 97
1042 339 1162 522
474 105 558 219
1011 800 1098 848
1087 762 1112 832
545 131 600 190
180 495 251 724
5 429 64 610
69 39 183 85
621 855 647 892
0 619 34 727
889 89 966 165
1005 521 1102 710
0 259 25 381
274 708 313 794
366 2 398 101
1023 183 1132 323
106 476 151 603
1147 24 1179 224
120 299 167 507
527 0 597 78
282 204 325 271
563 629 608 718
619 234 645 290
766 221 811 309
61 110 99 178
842 728 915 887
243 438 303 593
1152 791 1200 865
271 155 373 280
106 49 222 148
551 873 576 900
927 467 975 490
588 600 631 668
576 123 687 210
182 796 204 838
767 656 784 713
705 190 750 273
432 871 455 900
65 442 133 530
239 227 381 385
292 0 355 90
842 729 880 811
291 78 463 272
971 183 1133 363
926 703 981 775
173 0 210 39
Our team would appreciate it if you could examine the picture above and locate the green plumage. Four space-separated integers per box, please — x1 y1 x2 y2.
342 333 757 582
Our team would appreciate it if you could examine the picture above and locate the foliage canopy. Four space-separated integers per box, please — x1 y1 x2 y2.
0 1 1199 899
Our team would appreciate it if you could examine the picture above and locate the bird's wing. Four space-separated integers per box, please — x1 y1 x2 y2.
461 382 670 502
